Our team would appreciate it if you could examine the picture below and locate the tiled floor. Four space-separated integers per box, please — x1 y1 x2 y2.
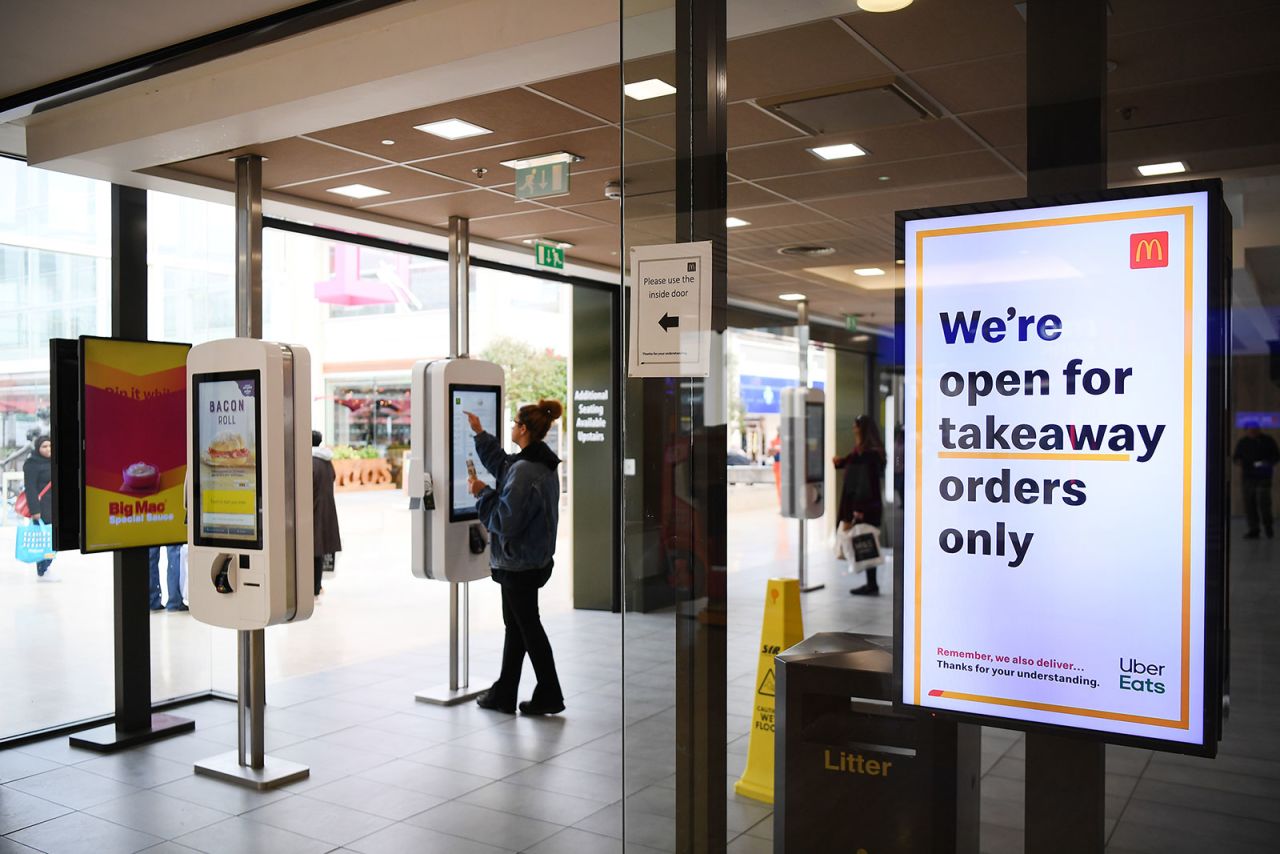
1 488 1277 852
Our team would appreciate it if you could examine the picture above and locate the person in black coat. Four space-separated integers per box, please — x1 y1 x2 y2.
311 431 342 596
833 415 886 596
22 435 55 578
1233 422 1280 539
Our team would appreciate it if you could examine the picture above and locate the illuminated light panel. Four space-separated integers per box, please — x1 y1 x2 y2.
858 0 913 10
726 217 751 228
809 143 867 161
806 264 900 291
624 79 677 100
499 151 580 169
326 184 390 199
853 267 886 277
1137 161 1187 177
414 118 492 140
778 293 807 301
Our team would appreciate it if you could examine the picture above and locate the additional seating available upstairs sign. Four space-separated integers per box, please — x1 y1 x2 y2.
895 182 1228 755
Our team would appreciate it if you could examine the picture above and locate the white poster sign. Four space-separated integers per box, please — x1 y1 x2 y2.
628 242 713 378
900 190 1213 747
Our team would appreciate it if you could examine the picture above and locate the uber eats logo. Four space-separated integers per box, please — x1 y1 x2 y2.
1119 657 1166 694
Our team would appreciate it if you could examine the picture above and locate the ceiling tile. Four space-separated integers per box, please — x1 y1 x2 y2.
757 150 1016 202
912 53 1025 115
469 208 603 240
726 20 891 101
174 136 389 188
806 176 1027 221
307 88 607 162
842 1 1024 72
529 65 621 123
406 126 633 183
279 166 467 208
368 188 525 224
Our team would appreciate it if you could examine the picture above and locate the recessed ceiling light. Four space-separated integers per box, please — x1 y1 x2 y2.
778 293 807 301
809 143 868 161
896 259 905 265
853 267 886 277
624 79 677 101
381 139 396 145
414 118 492 140
778 245 836 257
857 0 913 11
499 151 582 169
852 333 872 342
326 184 389 199
521 238 575 250
878 175 891 182
726 217 751 228
1136 161 1187 177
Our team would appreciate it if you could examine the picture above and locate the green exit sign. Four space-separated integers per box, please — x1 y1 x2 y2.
845 314 859 333
535 243 564 270
515 161 570 200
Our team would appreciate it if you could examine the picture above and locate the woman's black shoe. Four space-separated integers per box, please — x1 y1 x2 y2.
849 584 880 596
518 699 565 716
475 691 515 713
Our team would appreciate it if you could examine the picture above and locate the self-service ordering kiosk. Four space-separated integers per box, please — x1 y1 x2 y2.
187 339 314 630
410 357 505 582
781 386 825 519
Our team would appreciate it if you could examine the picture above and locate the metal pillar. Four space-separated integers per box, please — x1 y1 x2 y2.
1023 2 1107 851
416 215 485 706
796 299 822 593
71 186 195 752
194 154 307 789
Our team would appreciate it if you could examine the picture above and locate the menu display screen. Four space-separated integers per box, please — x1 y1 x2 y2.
79 337 191 553
449 384 499 521
192 371 262 548
805 400 824 484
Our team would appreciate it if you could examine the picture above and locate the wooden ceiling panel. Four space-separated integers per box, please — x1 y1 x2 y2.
807 176 1026 221
469 208 602 240
562 199 620 225
729 103 810 148
727 118 982 182
911 53 1025 115
726 202 828 230
963 108 1025 150
368 188 526 225
308 88 606 162
174 137 388 188
840 0 1024 72
1107 7 1280 92
412 127 634 184
728 182 784 208
726 20 890 102
279 165 467 208
529 66 620 123
758 150 1014 202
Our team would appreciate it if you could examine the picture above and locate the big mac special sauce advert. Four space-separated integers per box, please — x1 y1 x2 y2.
81 338 191 552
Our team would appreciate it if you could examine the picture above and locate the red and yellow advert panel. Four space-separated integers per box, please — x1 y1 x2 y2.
80 337 191 552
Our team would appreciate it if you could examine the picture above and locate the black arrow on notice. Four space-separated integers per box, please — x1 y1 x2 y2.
659 313 680 331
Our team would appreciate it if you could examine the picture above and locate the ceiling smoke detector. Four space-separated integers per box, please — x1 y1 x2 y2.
778 245 836 258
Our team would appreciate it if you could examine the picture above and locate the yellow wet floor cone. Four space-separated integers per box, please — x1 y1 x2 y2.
733 577 803 804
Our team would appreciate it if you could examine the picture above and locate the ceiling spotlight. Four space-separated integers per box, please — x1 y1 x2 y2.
809 143 868 161
857 0 913 11
778 293 807 302
1136 161 1187 177
521 238 575 250
499 151 582 169
852 334 872 342
326 184 389 199
853 267 886 277
878 175 891 182
380 139 396 146
414 118 492 140
624 79 677 101
726 217 751 228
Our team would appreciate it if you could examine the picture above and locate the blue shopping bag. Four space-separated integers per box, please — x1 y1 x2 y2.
15 520 53 563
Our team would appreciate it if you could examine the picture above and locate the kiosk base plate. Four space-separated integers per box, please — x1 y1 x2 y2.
69 713 195 753
415 683 490 706
194 751 309 790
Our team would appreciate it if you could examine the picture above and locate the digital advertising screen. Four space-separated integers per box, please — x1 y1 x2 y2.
449 384 499 521
896 183 1225 753
192 371 262 548
805 400 824 484
79 337 191 553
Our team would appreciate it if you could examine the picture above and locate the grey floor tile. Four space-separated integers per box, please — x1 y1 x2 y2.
523 827 626 854
4 766 141 810
7 810 161 854
11 741 100 767
315 725 436 759
136 844 203 854
1106 819 1278 854
0 751 60 785
406 800 563 850
86 790 228 839
358 759 491 799
744 815 772 840
78 753 193 788
404 744 535 779
980 821 1023 854
726 833 771 854
0 839 40 854
0 784 73 835
150 774 292 817
136 736 238 767
504 762 623 802
460 780 611 826
173 816 332 854
300 775 445 821
244 794 391 846
344 821 516 854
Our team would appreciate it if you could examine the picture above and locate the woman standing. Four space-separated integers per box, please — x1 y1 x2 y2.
466 399 566 716
22 436 55 579
834 415 886 596
311 431 342 597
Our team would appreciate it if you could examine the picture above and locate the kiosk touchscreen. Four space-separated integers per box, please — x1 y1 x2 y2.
781 386 825 519
187 339 313 630
411 358 505 582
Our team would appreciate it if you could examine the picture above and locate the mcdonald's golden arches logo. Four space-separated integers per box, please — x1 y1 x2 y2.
1130 231 1169 269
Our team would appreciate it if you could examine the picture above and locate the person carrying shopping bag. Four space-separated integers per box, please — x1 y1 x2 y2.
21 436 56 579
834 415 886 596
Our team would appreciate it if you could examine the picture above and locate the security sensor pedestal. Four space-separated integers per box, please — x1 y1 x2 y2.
186 338 314 789
410 357 505 705
781 386 825 592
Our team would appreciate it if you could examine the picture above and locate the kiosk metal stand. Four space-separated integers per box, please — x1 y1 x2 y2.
417 215 487 706
795 299 822 593
72 187 194 751
193 154 308 789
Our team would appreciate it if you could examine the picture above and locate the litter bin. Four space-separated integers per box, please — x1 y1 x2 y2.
775 632 979 854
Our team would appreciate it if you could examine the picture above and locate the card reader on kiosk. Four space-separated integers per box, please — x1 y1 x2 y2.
186 339 314 630
410 358 505 582
781 386 825 519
